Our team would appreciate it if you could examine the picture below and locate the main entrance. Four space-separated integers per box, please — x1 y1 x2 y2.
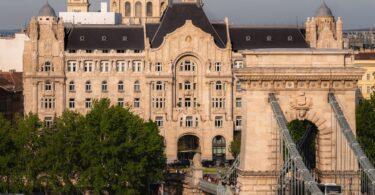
177 135 199 163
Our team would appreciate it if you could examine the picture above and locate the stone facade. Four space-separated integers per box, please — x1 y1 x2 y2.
109 0 167 24
67 0 90 12
23 2 364 191
354 52 375 99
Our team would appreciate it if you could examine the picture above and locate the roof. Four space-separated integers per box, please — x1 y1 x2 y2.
65 26 145 50
229 27 309 50
355 53 375 60
146 23 160 40
38 2 57 17
150 3 226 48
0 72 22 92
316 1 333 17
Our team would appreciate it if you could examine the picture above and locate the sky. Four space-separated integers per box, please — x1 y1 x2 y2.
0 0 374 30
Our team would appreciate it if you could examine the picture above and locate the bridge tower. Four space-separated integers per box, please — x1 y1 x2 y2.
235 2 365 194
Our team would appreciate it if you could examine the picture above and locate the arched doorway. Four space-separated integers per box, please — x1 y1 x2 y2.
288 120 318 171
177 135 199 163
212 136 226 166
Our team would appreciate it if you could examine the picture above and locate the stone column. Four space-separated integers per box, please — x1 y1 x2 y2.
237 90 277 194
32 81 39 114
225 81 232 121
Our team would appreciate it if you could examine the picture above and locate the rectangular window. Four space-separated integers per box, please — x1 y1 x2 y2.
118 98 124 107
178 98 182 107
85 98 92 108
116 61 126 72
155 62 162 72
233 60 243 69
235 116 242 129
69 98 75 109
134 98 140 108
100 61 110 72
84 61 93 72
86 50 92 53
132 61 142 72
186 116 193 127
155 116 163 127
40 98 55 109
185 98 191 108
212 98 225 108
236 98 242 108
236 81 242 92
45 82 52 91
152 98 165 109
67 61 77 72
215 116 223 128
44 117 53 128
117 50 125 53
215 62 222 72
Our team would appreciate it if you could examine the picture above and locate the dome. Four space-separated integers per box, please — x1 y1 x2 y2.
38 2 57 17
316 1 333 17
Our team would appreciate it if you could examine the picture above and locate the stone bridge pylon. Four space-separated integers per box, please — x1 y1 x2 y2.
235 65 366 194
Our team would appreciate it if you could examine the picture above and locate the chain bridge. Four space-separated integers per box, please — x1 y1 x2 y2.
196 92 375 195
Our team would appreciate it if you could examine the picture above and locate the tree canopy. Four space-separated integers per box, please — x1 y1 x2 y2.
356 93 375 164
0 99 166 194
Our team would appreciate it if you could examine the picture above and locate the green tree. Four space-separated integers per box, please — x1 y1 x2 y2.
11 113 44 193
356 93 375 164
229 133 241 158
78 99 166 194
0 114 17 193
38 111 85 193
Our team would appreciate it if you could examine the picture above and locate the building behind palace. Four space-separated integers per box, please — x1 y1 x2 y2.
354 52 375 99
23 0 351 163
0 71 23 120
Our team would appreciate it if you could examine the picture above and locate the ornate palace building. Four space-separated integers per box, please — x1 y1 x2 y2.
23 0 350 164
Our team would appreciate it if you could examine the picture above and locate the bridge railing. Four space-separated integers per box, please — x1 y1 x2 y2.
269 93 323 195
328 92 375 194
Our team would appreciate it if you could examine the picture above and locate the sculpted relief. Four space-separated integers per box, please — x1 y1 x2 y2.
289 92 313 119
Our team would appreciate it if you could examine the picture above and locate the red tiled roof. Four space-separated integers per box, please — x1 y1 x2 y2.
355 53 375 60
0 72 22 92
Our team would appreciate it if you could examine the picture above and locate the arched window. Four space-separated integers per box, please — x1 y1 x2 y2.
125 2 131 17
156 81 163 91
184 81 191 90
102 81 108 92
69 81 75 92
134 80 141 92
43 61 52 72
146 2 153 17
118 81 124 92
85 81 92 92
212 136 226 162
215 81 223 91
135 2 142 17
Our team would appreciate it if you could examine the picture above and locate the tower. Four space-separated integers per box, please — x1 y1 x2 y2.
23 2 65 120
109 0 168 25
305 0 343 49
67 0 90 12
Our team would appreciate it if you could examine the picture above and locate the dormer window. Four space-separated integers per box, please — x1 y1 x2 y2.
245 35 251 41
267 35 272 41
102 35 108 41
288 35 293 41
80 36 85 41
122 36 128 41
